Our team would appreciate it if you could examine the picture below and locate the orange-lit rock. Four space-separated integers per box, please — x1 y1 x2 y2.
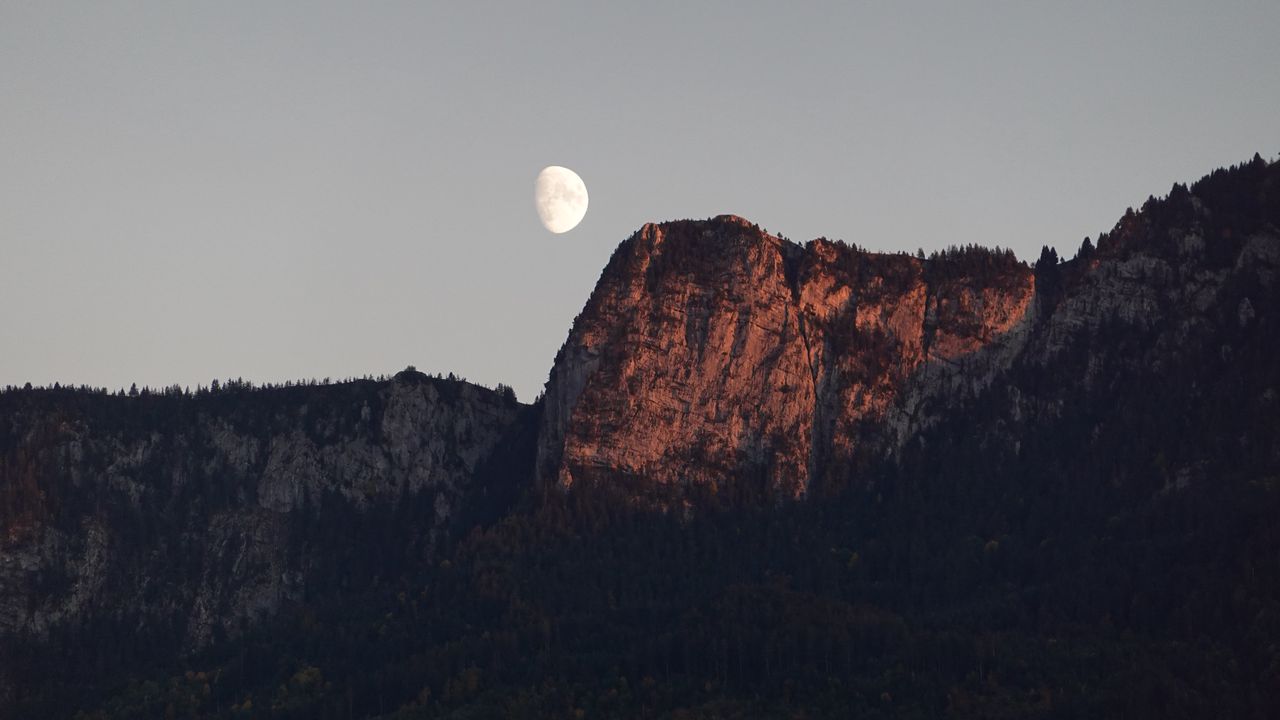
538 216 1036 499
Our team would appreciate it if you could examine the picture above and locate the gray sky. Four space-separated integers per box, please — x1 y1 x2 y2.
3 2 1278 400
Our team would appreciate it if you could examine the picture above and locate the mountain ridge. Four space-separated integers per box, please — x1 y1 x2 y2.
1 153 1278 716
537 212 1038 500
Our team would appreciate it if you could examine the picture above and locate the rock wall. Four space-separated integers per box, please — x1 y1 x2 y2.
537 216 1036 498
0 371 529 651
538 155 1279 502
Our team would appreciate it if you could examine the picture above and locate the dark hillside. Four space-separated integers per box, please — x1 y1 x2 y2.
2 156 1279 718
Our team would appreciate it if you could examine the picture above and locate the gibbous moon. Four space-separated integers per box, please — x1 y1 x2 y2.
535 165 589 234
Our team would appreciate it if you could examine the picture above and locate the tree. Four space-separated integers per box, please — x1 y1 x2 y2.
495 384 517 403
1077 237 1095 262
1035 245 1059 271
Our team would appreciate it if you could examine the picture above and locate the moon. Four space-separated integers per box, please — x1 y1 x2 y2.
535 165 589 234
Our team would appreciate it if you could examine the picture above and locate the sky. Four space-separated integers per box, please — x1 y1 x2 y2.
2 2 1279 401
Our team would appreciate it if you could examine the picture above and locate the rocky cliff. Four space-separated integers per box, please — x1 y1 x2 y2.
538 157 1280 503
537 215 1035 499
0 370 533 659
2 155 1279 717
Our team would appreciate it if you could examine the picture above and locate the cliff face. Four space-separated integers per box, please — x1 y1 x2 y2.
3 155 1278 717
0 371 533 653
537 216 1035 499
540 158 1280 501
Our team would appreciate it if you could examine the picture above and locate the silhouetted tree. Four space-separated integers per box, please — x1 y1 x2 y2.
1077 236 1095 262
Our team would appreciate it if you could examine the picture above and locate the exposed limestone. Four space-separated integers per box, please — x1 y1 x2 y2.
537 217 1036 498
538 206 1278 500
3 157 1277 709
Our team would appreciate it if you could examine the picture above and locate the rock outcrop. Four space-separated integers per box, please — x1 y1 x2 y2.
2 154 1278 716
539 157 1280 502
0 371 531 652
537 215 1035 499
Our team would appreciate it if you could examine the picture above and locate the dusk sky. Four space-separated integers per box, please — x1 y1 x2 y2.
3 2 1278 400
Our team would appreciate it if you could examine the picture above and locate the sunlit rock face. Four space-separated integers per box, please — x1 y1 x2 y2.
2 156 1276 713
537 215 1036 498
539 158 1280 503
539 217 819 499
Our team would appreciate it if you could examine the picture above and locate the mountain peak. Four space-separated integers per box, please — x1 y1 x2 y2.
630 214 776 245
535 157 1280 506
710 213 759 228
538 213 1036 500
6 156 1280 715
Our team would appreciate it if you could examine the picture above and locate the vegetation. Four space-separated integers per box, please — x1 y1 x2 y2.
36 423 1280 718
15 271 1280 717
4 155 1280 718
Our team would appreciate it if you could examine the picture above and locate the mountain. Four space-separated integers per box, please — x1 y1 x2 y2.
538 214 1034 500
0 370 536 710
538 157 1280 509
2 155 1279 717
